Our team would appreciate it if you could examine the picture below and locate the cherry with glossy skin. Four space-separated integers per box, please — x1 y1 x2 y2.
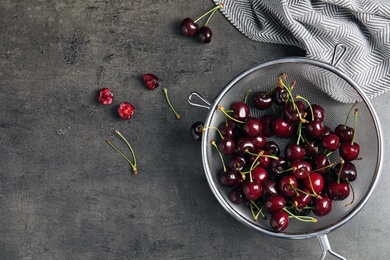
98 88 114 105
311 153 331 174
265 195 286 214
303 138 319 157
278 175 298 197
270 210 289 232
142 73 160 90
333 161 357 182
307 104 325 122
180 18 199 36
272 87 288 106
335 124 354 143
252 135 266 149
198 26 213 43
190 121 204 141
284 143 306 161
118 102 135 120
219 120 237 139
326 180 350 201
302 172 324 195
262 179 279 197
313 196 332 216
271 118 294 138
228 154 247 172
229 187 246 204
248 149 271 168
264 141 280 156
218 138 235 155
251 166 269 184
322 125 333 136
339 142 360 161
242 181 263 201
252 91 273 110
235 136 255 155
219 169 243 187
305 120 324 138
321 133 340 151
291 160 312 179
270 156 288 177
231 101 250 121
291 187 312 209
243 118 263 137
283 101 305 123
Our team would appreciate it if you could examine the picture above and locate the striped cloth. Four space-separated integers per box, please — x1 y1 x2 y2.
214 0 390 100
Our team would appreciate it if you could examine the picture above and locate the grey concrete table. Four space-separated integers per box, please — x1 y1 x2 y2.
1 1 389 259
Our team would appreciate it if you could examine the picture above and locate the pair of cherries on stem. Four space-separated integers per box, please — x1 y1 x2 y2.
180 4 223 43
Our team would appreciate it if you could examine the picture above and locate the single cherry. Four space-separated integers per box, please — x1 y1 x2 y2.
180 18 199 37
142 73 160 90
283 101 305 123
262 179 279 197
235 136 255 155
271 118 294 138
272 87 289 106
242 181 263 201
219 120 237 139
335 124 354 143
251 166 269 184
98 88 113 105
326 180 350 201
302 172 324 195
321 133 340 151
264 141 280 156
265 195 286 214
305 120 324 138
333 161 357 182
291 187 312 209
218 138 235 155
231 101 249 121
307 104 325 122
284 143 306 161
252 91 273 110
278 175 298 197
313 196 332 216
243 118 263 137
229 187 246 204
339 142 360 161
198 26 213 43
270 210 289 232
291 160 312 179
219 169 243 187
118 102 135 120
190 121 204 141
228 154 247 172
311 153 331 174
270 156 288 177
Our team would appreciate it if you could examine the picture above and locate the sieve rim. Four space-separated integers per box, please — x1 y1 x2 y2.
200 57 383 239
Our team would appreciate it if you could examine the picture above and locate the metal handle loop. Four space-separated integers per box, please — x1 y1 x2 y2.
188 92 211 110
331 43 347 67
318 235 347 260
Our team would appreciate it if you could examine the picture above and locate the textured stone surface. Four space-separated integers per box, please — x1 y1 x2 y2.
0 1 389 259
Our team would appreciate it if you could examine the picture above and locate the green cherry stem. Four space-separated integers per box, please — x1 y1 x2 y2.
163 88 182 120
283 207 318 223
218 105 245 124
211 140 227 173
194 3 223 24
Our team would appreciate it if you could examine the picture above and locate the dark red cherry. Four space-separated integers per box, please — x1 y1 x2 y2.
284 143 306 161
98 88 113 105
270 156 288 177
252 91 273 110
307 104 325 122
242 182 263 201
260 115 274 137
311 153 331 174
339 142 360 161
219 169 243 187
279 175 298 197
265 195 286 214
231 101 250 121
252 135 266 149
302 172 324 194
305 120 324 138
219 120 237 139
243 118 263 137
198 26 213 43
142 73 160 90
235 136 255 155
335 124 354 143
180 18 199 36
333 161 357 182
283 101 305 123
251 166 269 184
313 196 332 216
262 179 279 197
248 150 271 168
229 187 246 204
272 87 288 106
264 141 280 156
322 125 333 136
321 133 340 151
291 160 312 179
190 121 204 141
218 138 235 155
228 154 247 172
271 118 294 138
270 210 289 232
291 187 312 209
326 180 350 201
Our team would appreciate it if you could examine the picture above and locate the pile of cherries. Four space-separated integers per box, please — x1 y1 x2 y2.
193 73 361 232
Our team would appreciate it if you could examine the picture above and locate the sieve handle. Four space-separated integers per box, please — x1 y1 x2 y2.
318 235 346 260
331 43 347 67
188 92 211 110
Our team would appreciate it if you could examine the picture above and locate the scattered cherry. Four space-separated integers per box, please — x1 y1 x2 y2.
98 88 113 105
190 121 204 141
180 18 199 37
118 102 135 120
270 210 289 232
142 73 160 90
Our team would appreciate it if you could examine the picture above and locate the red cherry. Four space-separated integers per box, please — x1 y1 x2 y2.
198 26 213 43
307 104 325 122
270 210 289 232
333 161 357 182
321 133 340 151
252 91 273 110
271 118 294 138
98 88 113 105
229 187 246 204
180 18 199 36
339 142 360 161
262 179 279 197
291 160 312 179
243 118 263 137
272 87 288 106
218 138 235 155
305 120 324 138
278 175 298 197
284 143 306 161
228 154 246 172
302 172 324 194
219 169 243 187
335 124 354 143
283 101 305 123
313 196 332 216
251 166 269 184
118 102 135 120
231 101 249 121
260 115 274 137
291 187 312 209
326 180 350 201
310 153 331 174
242 182 263 201
142 73 160 90
265 195 286 214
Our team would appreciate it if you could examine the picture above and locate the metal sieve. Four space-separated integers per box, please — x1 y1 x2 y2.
188 57 383 259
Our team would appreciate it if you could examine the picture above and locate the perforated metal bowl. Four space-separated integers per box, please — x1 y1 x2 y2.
188 57 383 259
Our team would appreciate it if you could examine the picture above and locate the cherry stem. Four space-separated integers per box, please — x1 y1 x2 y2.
345 179 355 207
343 101 358 128
244 90 252 104
337 157 345 183
283 207 318 223
351 108 358 144
245 150 279 161
296 121 303 145
296 95 313 121
163 88 182 120
250 200 266 221
312 162 336 173
106 131 138 175
194 3 223 24
211 140 227 173
202 125 224 140
218 105 245 124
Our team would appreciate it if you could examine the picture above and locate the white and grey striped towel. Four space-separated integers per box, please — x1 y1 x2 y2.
214 0 390 100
